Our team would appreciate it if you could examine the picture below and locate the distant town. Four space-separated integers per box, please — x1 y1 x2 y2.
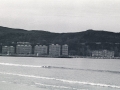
0 26 120 58
1 42 68 58
0 42 118 59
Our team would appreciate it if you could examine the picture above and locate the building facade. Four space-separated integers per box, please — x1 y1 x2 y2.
34 45 48 56
2 46 15 55
62 44 68 56
92 50 114 58
16 42 32 54
49 44 61 56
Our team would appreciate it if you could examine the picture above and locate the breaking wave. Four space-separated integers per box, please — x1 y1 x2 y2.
0 80 81 90
35 83 79 90
42 66 120 74
0 63 42 68
0 62 120 74
0 72 120 89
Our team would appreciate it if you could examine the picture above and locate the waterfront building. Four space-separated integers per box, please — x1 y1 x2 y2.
49 44 61 56
17 42 31 45
2 46 15 55
92 50 114 58
16 42 32 54
34 45 48 56
62 44 68 56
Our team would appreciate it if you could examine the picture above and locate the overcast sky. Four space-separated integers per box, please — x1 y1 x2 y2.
0 0 120 33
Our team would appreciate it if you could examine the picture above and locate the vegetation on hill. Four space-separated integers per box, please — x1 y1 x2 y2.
0 26 120 56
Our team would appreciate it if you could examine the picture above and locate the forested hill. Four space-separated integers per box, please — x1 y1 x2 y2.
0 26 120 55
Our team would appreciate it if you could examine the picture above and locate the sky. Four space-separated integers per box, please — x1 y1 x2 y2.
0 0 120 33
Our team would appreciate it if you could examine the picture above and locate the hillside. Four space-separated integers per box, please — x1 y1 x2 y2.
0 26 120 56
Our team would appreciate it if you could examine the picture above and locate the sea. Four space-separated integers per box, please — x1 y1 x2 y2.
0 56 120 90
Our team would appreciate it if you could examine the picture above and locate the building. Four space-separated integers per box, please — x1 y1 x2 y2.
16 42 32 54
49 44 61 56
92 50 114 58
17 42 30 45
62 44 68 56
34 45 48 56
2 46 15 55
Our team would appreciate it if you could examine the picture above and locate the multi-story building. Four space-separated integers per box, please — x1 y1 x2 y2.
34 45 48 56
2 46 15 55
62 44 68 56
17 42 30 45
49 44 61 56
92 50 114 58
16 42 32 54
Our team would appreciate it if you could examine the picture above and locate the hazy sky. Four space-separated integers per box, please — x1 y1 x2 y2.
0 0 120 33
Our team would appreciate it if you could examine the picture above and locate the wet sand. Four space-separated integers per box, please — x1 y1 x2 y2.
0 82 47 90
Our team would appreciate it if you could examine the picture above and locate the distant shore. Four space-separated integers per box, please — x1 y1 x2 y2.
0 54 120 59
0 54 72 58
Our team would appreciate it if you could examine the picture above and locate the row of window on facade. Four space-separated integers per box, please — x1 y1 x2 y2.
2 43 68 56
92 50 114 57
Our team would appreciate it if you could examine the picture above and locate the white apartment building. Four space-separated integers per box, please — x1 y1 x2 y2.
62 44 68 56
2 46 15 55
16 44 32 54
34 45 48 56
49 44 61 56
92 50 114 58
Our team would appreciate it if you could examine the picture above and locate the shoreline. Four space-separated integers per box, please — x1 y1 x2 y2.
0 54 120 59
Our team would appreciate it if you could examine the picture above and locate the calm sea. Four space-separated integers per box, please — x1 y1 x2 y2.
0 56 120 90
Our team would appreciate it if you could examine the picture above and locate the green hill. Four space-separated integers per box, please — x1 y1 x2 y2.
0 26 120 56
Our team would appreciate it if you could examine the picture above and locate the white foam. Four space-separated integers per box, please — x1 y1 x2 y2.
57 79 120 89
0 72 120 89
0 63 42 68
1 81 7 83
35 83 78 89
0 72 56 80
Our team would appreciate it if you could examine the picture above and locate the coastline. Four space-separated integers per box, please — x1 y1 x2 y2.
0 54 120 59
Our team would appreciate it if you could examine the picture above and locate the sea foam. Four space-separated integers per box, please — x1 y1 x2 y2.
0 62 120 74
0 72 120 89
